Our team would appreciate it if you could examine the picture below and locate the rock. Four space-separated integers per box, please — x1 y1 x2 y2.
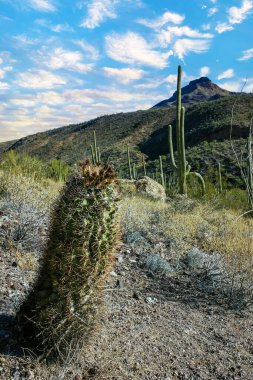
146 296 157 304
135 176 166 201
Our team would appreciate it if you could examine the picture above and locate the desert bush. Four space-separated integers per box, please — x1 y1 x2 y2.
46 159 69 182
0 172 58 252
143 254 175 276
1 151 47 181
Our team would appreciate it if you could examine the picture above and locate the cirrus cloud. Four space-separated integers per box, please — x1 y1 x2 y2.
105 32 172 68
15 69 67 89
103 67 146 84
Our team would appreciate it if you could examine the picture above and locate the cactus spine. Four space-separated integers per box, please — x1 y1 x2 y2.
18 160 120 360
168 65 205 196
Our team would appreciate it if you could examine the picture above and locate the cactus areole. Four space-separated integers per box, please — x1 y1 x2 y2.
18 160 120 360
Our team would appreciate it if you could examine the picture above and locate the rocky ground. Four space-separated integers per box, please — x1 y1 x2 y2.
1 225 253 380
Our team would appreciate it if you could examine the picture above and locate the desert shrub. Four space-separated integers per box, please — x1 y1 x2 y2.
0 151 47 181
0 172 58 252
46 159 69 182
143 254 175 276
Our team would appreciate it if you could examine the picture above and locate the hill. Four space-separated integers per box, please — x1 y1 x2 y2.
1 93 252 186
153 77 237 107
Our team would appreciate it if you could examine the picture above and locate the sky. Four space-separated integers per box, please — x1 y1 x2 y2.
0 0 253 142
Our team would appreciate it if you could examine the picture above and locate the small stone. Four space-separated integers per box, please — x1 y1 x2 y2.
110 271 117 277
117 255 124 263
146 296 157 304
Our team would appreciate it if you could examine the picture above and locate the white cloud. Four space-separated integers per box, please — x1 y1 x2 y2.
0 81 9 90
219 80 242 92
51 24 74 33
173 38 211 60
158 26 213 47
202 23 211 30
137 10 184 29
208 7 218 16
217 68 234 80
238 47 253 61
103 67 145 84
80 0 119 29
215 22 234 33
0 66 12 79
13 34 39 46
164 74 177 85
34 47 94 73
216 0 253 33
74 40 100 60
228 0 253 24
200 66 210 76
105 32 172 68
15 69 67 89
26 0 56 12
134 80 162 89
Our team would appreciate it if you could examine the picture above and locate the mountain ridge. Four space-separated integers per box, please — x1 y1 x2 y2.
154 77 237 107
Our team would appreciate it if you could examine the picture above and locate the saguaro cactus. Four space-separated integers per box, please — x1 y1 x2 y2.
127 146 133 179
142 154 147 177
90 130 101 164
247 135 253 207
168 65 205 196
218 162 223 193
159 155 165 188
18 160 120 360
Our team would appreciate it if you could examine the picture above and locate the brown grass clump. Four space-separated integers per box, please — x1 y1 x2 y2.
17 160 121 362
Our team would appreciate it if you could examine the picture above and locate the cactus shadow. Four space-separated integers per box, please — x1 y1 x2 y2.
0 314 23 357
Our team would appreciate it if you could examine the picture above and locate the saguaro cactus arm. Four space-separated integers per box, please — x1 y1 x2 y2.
190 172 206 196
127 146 133 179
159 155 165 188
168 125 177 170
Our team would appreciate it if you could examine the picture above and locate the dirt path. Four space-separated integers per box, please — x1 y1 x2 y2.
1 237 253 379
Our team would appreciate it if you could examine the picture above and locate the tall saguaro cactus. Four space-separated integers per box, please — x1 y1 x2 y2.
218 162 223 193
127 146 133 179
18 160 120 360
247 135 253 207
168 65 205 196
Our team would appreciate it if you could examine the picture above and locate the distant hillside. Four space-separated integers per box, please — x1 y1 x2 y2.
1 94 252 186
154 77 237 107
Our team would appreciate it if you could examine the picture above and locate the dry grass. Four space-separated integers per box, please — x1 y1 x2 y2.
120 194 253 307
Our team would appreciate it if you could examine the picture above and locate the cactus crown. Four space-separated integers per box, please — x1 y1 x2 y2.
80 159 116 188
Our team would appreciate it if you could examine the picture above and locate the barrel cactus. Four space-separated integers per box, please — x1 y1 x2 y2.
18 160 120 360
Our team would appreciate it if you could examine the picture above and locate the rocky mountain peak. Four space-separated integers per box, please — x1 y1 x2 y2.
154 77 237 108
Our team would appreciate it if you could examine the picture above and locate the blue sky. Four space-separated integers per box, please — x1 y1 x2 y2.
0 0 252 142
